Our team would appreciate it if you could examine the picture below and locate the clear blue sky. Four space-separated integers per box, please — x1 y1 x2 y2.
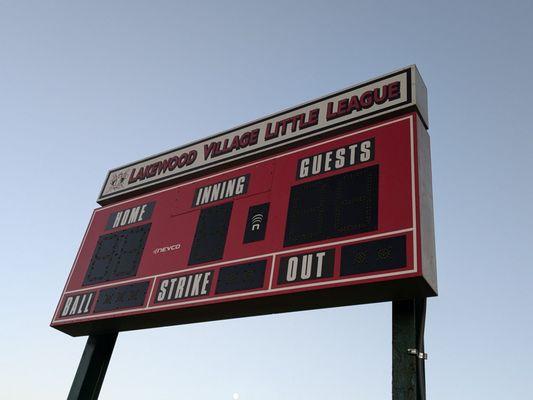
1 1 532 399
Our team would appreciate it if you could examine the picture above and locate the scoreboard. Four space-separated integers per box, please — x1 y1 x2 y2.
52 67 436 336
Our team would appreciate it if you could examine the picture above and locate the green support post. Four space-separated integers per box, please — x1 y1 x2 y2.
67 333 118 400
392 298 427 400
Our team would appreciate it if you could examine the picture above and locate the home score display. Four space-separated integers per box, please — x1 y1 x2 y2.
52 66 436 336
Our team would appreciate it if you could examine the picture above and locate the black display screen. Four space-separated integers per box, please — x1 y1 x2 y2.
188 202 233 265
340 236 406 276
94 281 150 313
215 260 267 294
284 165 378 247
83 223 151 286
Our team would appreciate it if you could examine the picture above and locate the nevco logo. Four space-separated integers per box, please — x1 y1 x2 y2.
153 243 181 255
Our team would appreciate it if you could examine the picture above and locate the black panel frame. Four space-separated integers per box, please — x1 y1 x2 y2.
284 165 379 247
215 260 267 294
94 281 150 313
243 203 270 244
340 235 407 276
83 223 151 286
188 202 233 265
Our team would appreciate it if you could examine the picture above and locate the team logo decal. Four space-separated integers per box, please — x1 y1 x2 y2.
109 170 130 191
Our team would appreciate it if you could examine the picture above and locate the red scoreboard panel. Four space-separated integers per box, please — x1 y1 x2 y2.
52 113 436 336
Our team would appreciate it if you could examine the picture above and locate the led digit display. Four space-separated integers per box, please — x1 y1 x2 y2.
188 202 233 265
93 281 149 313
215 260 267 294
284 165 379 247
83 223 151 286
340 235 407 276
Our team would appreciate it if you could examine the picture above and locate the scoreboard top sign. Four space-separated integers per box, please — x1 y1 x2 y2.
52 66 436 336
98 65 428 205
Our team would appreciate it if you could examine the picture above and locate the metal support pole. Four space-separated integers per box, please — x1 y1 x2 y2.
67 333 118 400
392 298 427 400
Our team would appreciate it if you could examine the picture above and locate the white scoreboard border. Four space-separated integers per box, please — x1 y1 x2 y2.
53 114 417 324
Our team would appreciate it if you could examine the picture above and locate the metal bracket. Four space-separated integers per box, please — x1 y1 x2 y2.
393 298 427 400
407 348 428 360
